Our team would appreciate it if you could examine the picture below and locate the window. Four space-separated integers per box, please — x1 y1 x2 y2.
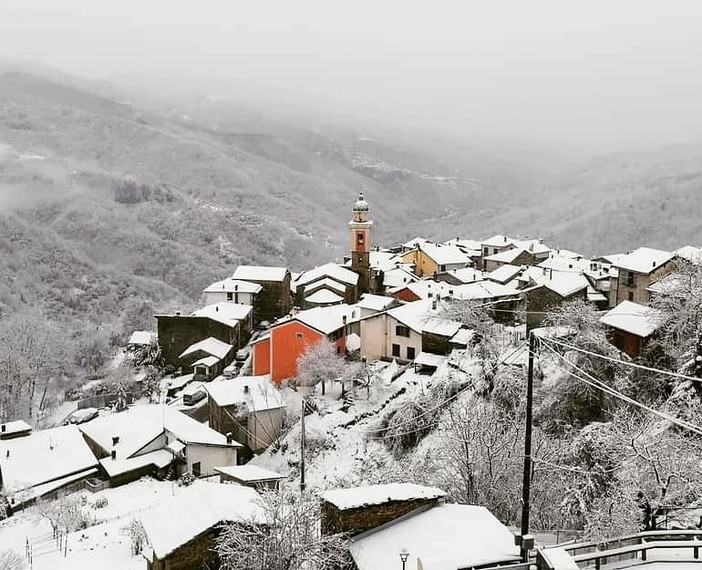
226 292 233 301
192 462 201 478
295 332 304 340
628 292 634 302
395 325 410 337
357 233 364 245
439 265 446 272
392 344 401 357
407 346 416 360
626 271 635 287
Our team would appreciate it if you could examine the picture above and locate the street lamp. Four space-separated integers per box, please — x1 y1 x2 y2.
399 548 410 570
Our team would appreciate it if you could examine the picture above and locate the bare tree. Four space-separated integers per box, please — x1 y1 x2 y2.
0 549 25 570
216 489 352 570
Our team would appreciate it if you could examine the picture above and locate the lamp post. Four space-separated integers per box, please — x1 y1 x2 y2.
399 549 410 570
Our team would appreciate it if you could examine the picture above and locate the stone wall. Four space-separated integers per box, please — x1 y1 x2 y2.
148 529 217 570
321 498 440 536
156 316 243 368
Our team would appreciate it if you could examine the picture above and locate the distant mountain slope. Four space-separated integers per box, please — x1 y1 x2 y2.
0 71 484 334
434 144 702 254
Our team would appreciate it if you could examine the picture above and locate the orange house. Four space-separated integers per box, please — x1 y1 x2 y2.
252 305 354 385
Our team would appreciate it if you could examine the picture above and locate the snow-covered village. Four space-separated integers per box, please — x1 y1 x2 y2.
2 189 702 570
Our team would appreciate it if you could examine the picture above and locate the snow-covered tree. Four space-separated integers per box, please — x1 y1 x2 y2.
0 549 25 570
296 339 347 396
216 489 352 570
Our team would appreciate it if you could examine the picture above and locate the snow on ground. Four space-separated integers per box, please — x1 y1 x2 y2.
0 478 188 570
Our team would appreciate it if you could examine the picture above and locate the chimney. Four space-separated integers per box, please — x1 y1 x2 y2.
243 384 249 394
5 450 9 458
216 306 219 312
112 436 120 446
503 236 507 242
111 450 117 460
549 268 553 279
226 432 233 444
175 311 181 316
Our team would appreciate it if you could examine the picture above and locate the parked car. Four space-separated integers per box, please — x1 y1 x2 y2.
182 383 207 406
64 407 99 425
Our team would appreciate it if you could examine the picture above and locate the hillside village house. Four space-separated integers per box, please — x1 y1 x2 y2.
436 266 484 285
155 303 252 369
611 247 675 305
214 464 285 490
202 277 262 308
359 299 462 363
79 405 242 485
252 304 356 384
178 337 234 380
600 300 664 358
519 267 590 331
141 481 266 570
292 262 360 308
206 375 285 459
231 265 292 322
0 420 32 440
0 424 98 509
400 241 473 277
480 234 517 268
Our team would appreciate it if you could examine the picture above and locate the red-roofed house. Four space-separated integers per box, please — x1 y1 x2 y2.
252 305 356 384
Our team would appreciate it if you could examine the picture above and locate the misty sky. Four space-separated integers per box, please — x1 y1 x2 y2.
1 0 702 152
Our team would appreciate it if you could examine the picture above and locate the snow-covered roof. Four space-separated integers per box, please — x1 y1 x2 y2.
206 376 284 412
356 294 397 312
443 238 482 253
232 265 288 282
303 278 347 294
192 355 220 368
419 243 472 266
203 278 262 294
483 247 528 264
141 481 266 560
79 405 241 459
385 300 439 333
647 273 684 296
0 424 98 494
100 449 173 478
382 266 419 289
451 280 522 301
128 330 156 346
0 419 32 438
481 234 514 248
486 264 523 284
674 245 702 265
295 262 359 287
350 504 520 570
402 236 429 250
422 317 462 338
164 374 194 392
279 304 357 335
600 301 664 338
442 267 483 283
306 289 345 305
191 303 252 327
215 464 285 482
450 328 475 346
321 483 446 510
521 266 589 298
514 239 551 255
414 352 447 368
612 247 674 274
179 337 233 360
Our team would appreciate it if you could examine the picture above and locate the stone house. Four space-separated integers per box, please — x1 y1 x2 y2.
207 375 285 460
178 337 234 380
155 303 252 369
141 482 265 570
231 265 292 322
600 300 664 358
611 247 675 305
320 483 446 536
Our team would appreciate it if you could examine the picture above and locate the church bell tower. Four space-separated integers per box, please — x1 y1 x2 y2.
349 191 373 295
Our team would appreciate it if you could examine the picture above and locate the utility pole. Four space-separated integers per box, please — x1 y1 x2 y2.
520 331 537 562
300 397 306 492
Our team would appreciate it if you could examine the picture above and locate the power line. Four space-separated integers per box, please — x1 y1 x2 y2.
539 339 702 437
545 336 702 385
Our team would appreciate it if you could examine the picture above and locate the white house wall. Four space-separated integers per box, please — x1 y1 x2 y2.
185 443 238 478
360 314 422 363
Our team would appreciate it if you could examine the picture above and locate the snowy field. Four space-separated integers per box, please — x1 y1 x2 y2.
0 478 187 570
